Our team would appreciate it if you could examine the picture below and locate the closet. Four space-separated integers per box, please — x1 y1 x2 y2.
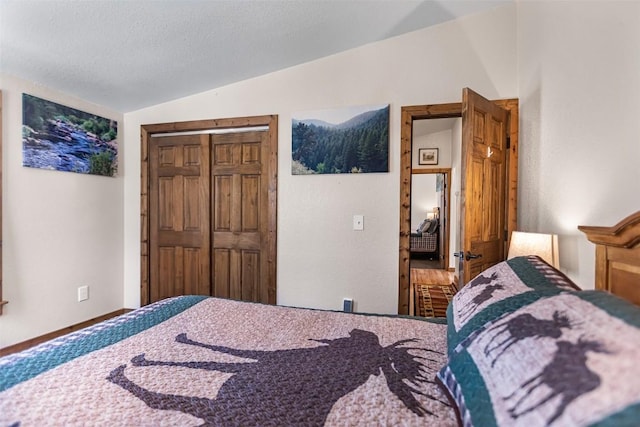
141 116 278 306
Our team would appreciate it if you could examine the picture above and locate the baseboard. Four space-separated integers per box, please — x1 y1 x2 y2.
0 308 132 357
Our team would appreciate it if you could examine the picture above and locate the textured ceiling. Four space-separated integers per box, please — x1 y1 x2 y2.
0 0 508 112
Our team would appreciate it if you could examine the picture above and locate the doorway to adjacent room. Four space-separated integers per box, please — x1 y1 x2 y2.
398 90 519 316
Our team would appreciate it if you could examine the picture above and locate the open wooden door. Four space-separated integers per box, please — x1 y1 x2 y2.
459 88 509 285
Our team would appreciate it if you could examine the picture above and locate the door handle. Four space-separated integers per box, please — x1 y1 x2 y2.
465 252 482 261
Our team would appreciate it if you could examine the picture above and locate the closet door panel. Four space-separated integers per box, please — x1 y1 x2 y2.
211 131 270 303
149 134 211 302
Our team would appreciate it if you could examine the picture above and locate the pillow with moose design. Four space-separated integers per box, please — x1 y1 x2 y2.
447 256 580 356
437 291 640 427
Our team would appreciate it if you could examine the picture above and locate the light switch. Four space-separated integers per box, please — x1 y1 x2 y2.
77 286 89 302
353 215 364 231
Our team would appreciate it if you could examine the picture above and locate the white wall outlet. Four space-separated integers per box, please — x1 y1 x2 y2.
353 214 364 231
77 285 89 302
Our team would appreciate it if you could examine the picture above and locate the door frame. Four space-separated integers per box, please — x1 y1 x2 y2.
398 100 518 315
140 115 278 306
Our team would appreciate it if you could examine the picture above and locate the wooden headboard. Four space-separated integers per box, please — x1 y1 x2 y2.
579 211 640 306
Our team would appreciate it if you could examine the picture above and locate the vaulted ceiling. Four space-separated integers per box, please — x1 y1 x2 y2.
0 0 509 112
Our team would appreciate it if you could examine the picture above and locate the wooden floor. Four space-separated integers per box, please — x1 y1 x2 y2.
409 268 457 316
411 268 456 287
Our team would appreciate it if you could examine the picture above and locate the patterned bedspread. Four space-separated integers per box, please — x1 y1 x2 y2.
0 297 455 426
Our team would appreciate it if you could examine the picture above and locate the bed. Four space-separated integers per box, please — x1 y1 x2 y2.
1 212 640 426
410 218 439 254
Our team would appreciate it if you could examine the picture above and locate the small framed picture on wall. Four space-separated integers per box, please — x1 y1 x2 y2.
418 148 438 165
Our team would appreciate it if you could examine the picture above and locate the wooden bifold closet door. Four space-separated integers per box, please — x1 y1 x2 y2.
149 130 271 304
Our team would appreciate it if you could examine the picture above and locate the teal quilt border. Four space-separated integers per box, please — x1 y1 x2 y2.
0 295 207 392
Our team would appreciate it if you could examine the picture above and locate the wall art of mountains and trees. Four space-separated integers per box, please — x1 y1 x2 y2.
22 94 118 177
292 104 389 175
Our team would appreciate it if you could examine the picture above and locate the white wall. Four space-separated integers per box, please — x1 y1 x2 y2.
123 4 517 313
517 1 640 289
412 129 453 169
412 121 460 268
411 174 438 231
450 118 462 269
0 74 124 347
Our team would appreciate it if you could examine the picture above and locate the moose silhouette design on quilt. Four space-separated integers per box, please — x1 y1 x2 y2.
504 338 611 425
107 329 449 425
457 283 505 322
484 310 573 367
468 271 499 288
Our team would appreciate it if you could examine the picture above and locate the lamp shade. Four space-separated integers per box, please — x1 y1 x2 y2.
508 231 559 268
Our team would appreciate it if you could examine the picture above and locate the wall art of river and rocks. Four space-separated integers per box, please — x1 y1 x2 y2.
23 119 118 177
22 93 118 177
